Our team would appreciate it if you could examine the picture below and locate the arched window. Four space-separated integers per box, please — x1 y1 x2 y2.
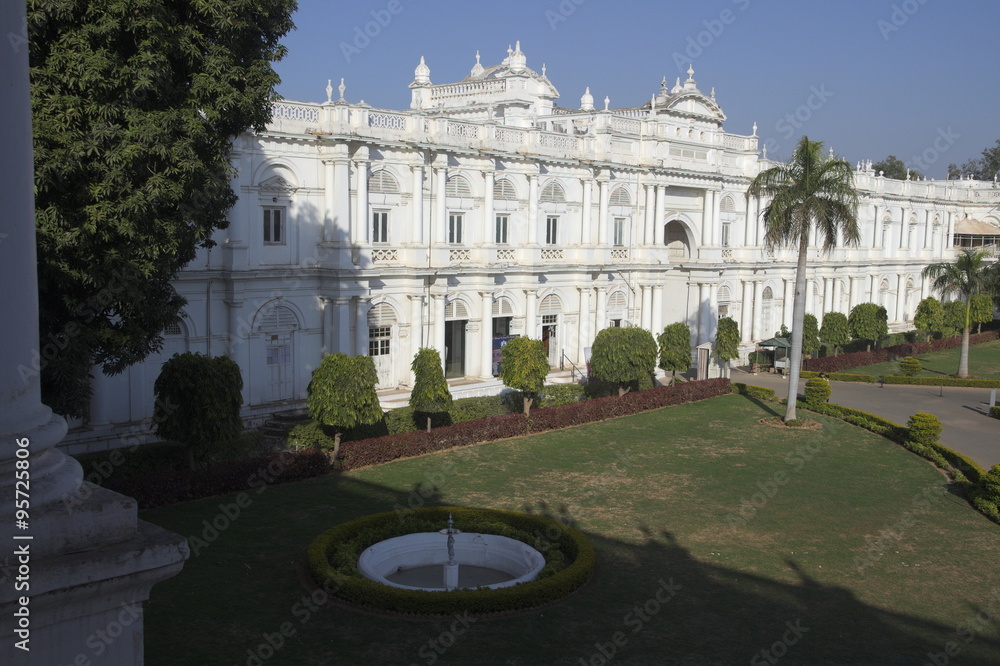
718 285 732 302
444 299 470 320
163 321 183 336
494 179 517 201
762 286 773 300
720 195 736 213
540 181 566 204
367 303 397 326
446 175 472 198
610 187 631 207
492 297 515 317
258 305 298 331
369 170 399 194
539 294 562 314
607 291 627 311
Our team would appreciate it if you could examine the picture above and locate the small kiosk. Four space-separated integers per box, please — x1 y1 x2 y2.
755 337 792 374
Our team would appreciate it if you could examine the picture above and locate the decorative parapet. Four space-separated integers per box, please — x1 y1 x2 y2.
371 248 399 263
541 248 565 261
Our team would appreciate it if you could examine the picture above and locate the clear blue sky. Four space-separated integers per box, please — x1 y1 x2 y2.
273 0 998 179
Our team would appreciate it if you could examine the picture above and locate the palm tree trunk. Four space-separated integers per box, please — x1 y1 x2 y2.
959 328 970 378
784 234 810 421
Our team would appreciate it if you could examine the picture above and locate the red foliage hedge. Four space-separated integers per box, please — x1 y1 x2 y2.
802 330 1000 374
338 378 732 470
103 448 331 510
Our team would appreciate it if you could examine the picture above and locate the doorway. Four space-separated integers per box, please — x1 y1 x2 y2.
444 320 466 378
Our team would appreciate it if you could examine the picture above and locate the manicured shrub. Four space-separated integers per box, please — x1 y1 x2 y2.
990 406 1000 420
784 419 804 427
906 412 942 447
899 356 922 377
803 330 1000 374
881 376 1000 388
803 377 831 407
732 383 776 400
500 337 549 415
971 466 1000 522
590 326 658 396
410 348 452 432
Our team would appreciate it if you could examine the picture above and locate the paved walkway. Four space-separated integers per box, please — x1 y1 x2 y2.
731 368 1000 469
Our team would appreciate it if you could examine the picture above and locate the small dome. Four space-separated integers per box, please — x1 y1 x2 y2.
509 40 526 72
413 56 431 85
580 87 594 111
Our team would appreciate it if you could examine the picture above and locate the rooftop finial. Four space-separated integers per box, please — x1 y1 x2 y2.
509 40 526 71
471 50 484 77
413 55 431 85
580 86 594 111
683 64 697 91
752 121 757 136
338 77 346 101
542 63 546 77
325 79 333 103
710 86 716 100
603 95 610 111
660 76 668 94
687 64 695 80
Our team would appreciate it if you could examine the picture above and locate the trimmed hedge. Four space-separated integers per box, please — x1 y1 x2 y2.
803 378 831 407
337 379 731 470
307 506 594 615
882 376 1000 388
731 383 776 400
803 330 1000 374
99 448 330 509
991 406 1000 420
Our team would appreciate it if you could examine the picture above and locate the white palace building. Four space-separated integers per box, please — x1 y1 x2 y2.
70 43 1000 452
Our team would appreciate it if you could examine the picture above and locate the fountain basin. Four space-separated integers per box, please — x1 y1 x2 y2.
357 532 545 591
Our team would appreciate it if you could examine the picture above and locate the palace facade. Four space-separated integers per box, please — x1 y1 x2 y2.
69 43 1000 452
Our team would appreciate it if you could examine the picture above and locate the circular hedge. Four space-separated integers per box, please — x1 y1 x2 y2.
306 506 594 615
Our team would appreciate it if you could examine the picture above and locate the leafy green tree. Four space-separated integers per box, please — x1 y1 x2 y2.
948 140 1000 180
923 248 994 377
801 313 820 356
657 322 692 384
849 303 889 352
307 354 383 459
970 293 994 334
941 299 966 339
714 317 740 378
28 0 297 417
590 327 658 397
747 136 860 421
153 352 243 470
819 312 849 355
499 337 549 416
913 297 944 342
872 155 922 180
409 348 452 432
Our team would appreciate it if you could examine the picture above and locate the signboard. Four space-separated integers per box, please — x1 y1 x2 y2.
492 334 519 376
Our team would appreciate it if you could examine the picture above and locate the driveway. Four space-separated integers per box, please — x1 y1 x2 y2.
730 368 1000 469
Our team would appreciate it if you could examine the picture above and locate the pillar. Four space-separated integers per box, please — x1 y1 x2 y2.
410 295 424 384
481 291 494 378
336 298 352 354
698 282 711 344
433 294 446 359
320 297 333 355
712 188 722 245
899 207 908 249
651 285 664 336
848 277 859 312
643 184 655 246
751 281 764 341
640 284 652 331
740 280 754 342
872 204 882 248
594 287 607 333
870 274 879 306
581 177 593 245
577 287 591 366
411 164 424 244
528 173 539 245
322 159 335 242
333 150 351 244
483 171 495 246
355 297 371 356
701 190 713 245
822 277 833 315
782 278 793 329
804 279 814 317
434 166 447 244
354 149 368 244
525 290 537 339
895 273 906 322
832 279 843 314
597 176 609 245
1 2 187 660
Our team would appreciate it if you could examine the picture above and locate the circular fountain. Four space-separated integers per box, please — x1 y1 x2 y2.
357 513 546 591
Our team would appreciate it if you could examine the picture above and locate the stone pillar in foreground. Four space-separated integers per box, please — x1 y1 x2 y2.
0 3 187 663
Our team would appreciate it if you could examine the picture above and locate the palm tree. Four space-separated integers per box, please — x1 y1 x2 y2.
747 137 860 421
922 248 994 378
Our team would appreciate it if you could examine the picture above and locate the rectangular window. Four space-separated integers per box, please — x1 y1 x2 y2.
611 319 622 327
372 211 389 244
721 222 731 247
495 214 509 244
263 207 285 245
546 216 558 245
368 326 391 356
448 213 464 244
613 217 625 246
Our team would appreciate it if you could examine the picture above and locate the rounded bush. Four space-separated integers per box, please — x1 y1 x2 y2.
307 506 594 615
899 356 922 377
803 377 831 407
906 412 942 447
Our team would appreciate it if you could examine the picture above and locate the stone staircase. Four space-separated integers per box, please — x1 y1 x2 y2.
258 408 311 449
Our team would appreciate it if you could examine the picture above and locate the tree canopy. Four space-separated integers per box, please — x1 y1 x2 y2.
872 155 922 180
714 317 740 377
307 354 383 455
657 322 692 381
948 139 1000 180
498 336 549 415
27 0 297 417
819 312 849 355
848 303 888 352
590 327 658 397
801 313 820 355
747 136 859 421
409 348 452 431
913 297 944 342
970 294 994 334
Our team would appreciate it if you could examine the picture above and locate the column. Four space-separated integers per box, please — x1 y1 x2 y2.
411 164 424 244
848 277 859 312
895 273 906 322
751 281 764 341
480 291 494 378
701 190 713 245
434 166 447 244
651 285 664 336
525 290 537 339
804 279 814 317
2 2 186 659
483 170 494 247
923 209 933 250
354 149 368 244
594 287 607 333
355 297 370 356
832 279 843 314
410 295 424 350
782 278 794 329
822 277 833 315
320 297 333 355
336 298 352 354
581 178 593 245
921 275 930 301
528 173 539 245
323 159 335 242
640 284 652 330
577 287 591 366
597 176 609 245
333 150 351 244
698 282 712 343
644 184 655 246
740 280 754 342
870 274 879 306
712 188 722 245
899 207 908 249
227 300 250 405
433 294 446 360
872 204 882 248
654 185 666 246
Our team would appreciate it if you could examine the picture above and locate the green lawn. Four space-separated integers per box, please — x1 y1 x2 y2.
141 395 1000 665
846 338 1000 379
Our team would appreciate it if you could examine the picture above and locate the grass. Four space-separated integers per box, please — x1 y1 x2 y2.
846 338 1000 380
141 395 1000 665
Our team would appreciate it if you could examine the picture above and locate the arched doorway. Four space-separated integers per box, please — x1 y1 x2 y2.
665 221 691 258
444 299 469 378
259 305 298 402
539 294 562 367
